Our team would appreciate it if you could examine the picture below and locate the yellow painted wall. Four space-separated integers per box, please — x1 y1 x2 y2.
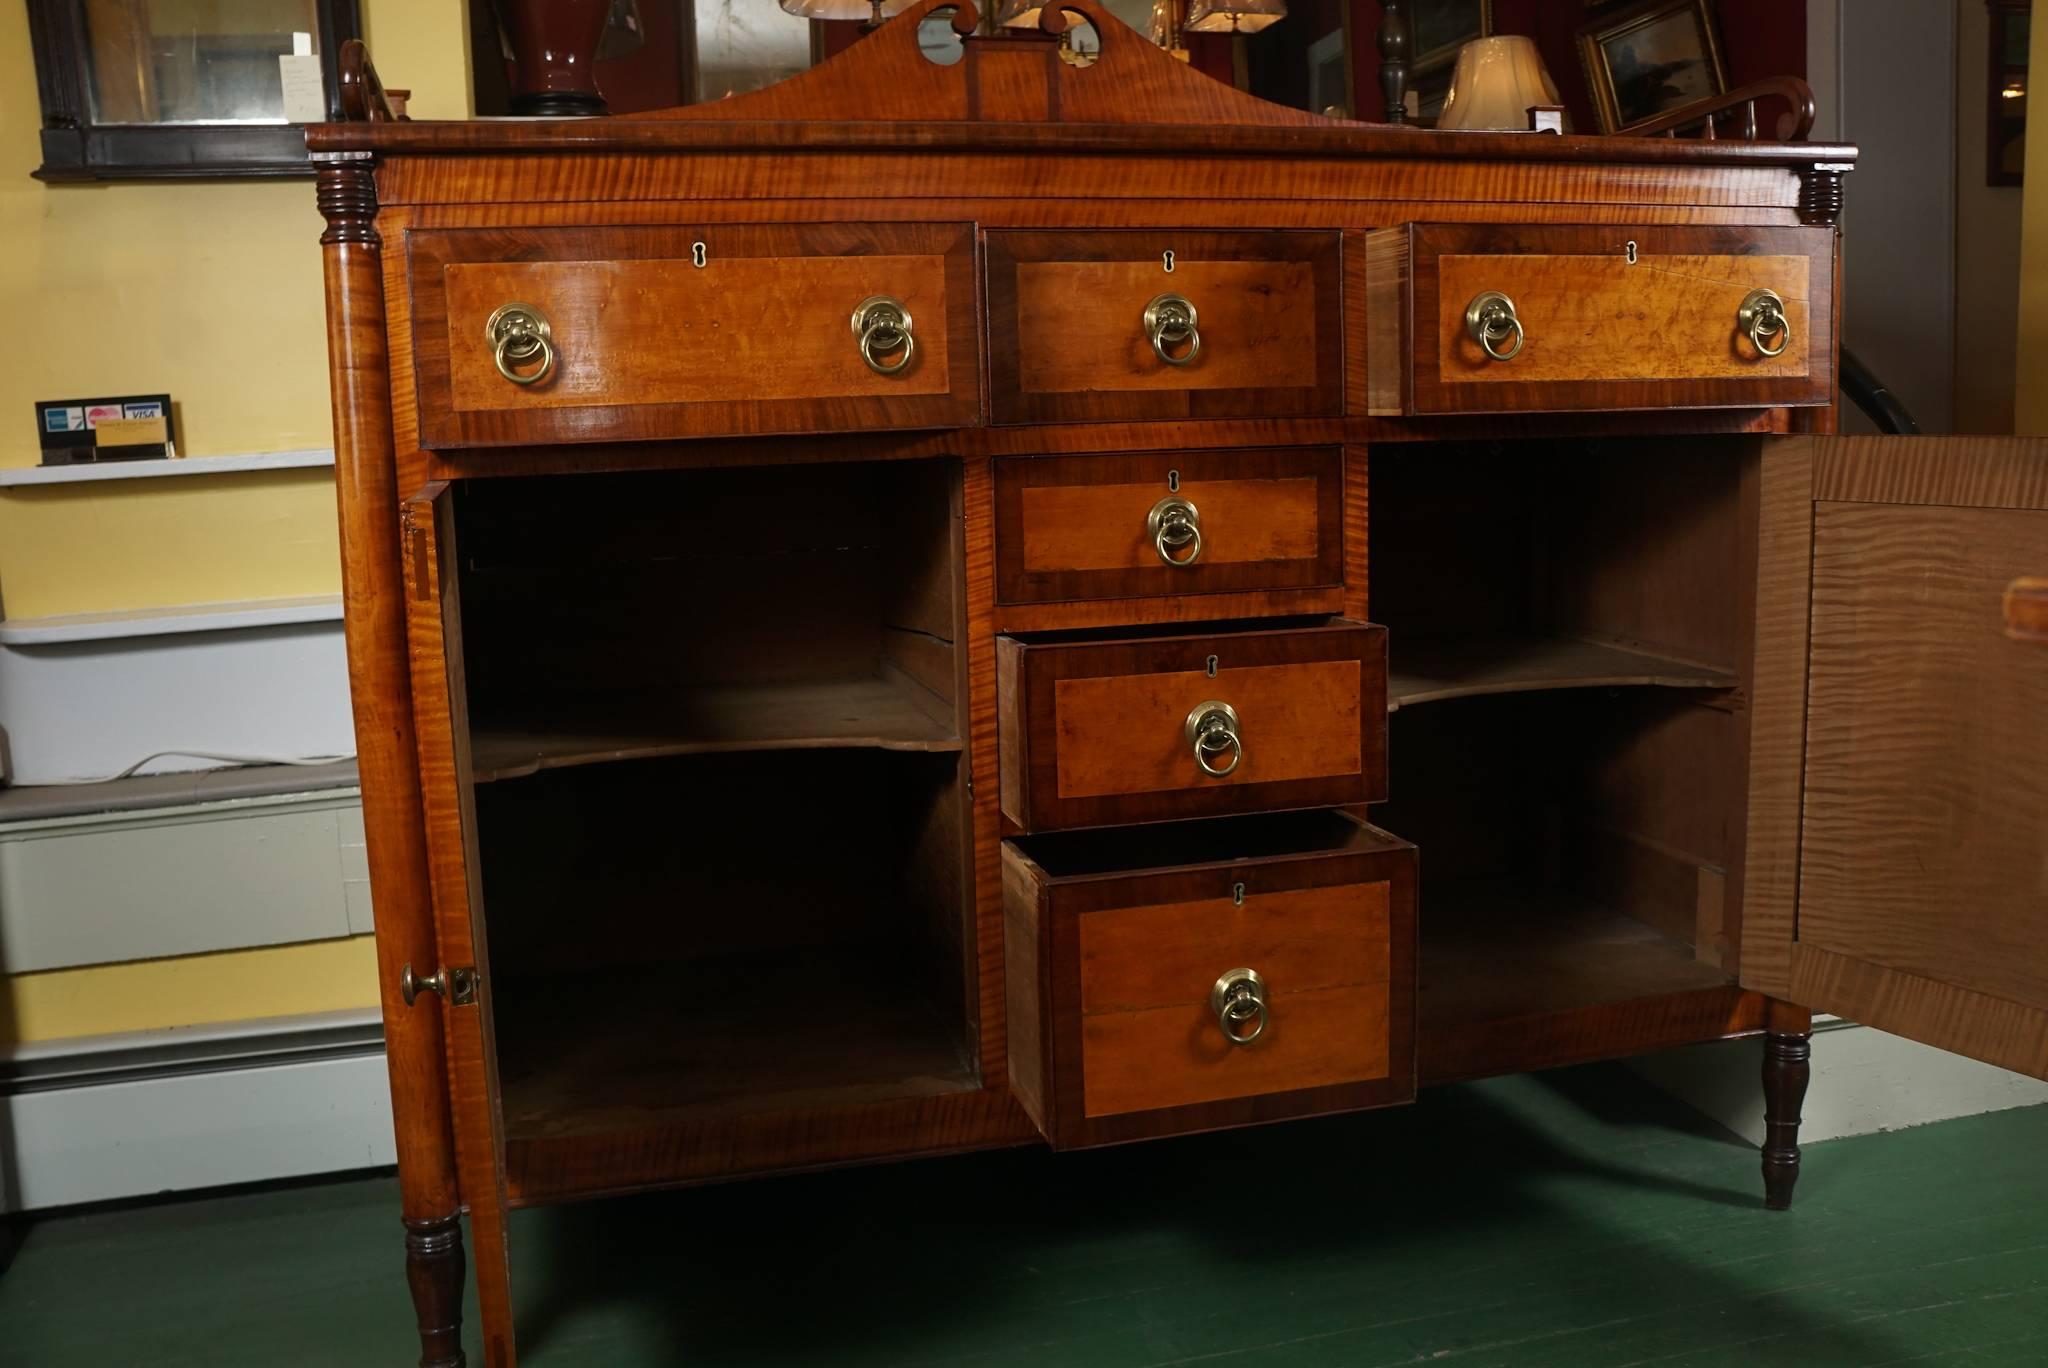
0 936 381 1044
2019 5 2048 436
0 0 470 617
0 3 468 1040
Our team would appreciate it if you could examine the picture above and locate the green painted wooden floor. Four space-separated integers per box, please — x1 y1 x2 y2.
5 1066 2047 1367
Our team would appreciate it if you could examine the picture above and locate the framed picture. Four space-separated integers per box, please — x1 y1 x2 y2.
28 0 363 181
1578 0 1729 134
1411 0 1493 79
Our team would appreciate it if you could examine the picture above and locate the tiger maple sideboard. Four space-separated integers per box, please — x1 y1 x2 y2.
309 8 2048 1366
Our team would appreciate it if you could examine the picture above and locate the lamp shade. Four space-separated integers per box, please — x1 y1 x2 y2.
1183 0 1287 34
778 0 916 19
995 1 1045 23
1436 35 1566 132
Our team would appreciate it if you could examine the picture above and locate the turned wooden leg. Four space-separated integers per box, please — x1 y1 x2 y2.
1761 1002 1813 1211
405 1215 467 1367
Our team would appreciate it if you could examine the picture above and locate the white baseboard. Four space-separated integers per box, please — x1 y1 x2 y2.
0 1011 393 1212
1629 1018 2048 1146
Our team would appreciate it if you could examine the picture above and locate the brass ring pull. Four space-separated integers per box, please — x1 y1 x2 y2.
1464 291 1524 362
1738 288 1791 358
1184 699 1242 778
400 962 446 1007
852 295 916 376
485 303 555 386
1210 968 1268 1046
1144 293 1201 367
1147 496 1203 568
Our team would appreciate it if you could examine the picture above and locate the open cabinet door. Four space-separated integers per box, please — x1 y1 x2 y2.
1745 436 2048 1079
401 482 520 1365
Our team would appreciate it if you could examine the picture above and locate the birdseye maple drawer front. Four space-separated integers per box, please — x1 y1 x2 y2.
996 621 1387 832
984 230 1343 425
993 448 1343 605
407 223 981 447
1362 223 1835 415
1003 812 1417 1148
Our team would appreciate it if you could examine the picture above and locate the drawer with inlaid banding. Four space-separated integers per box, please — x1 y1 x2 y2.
1361 222 1835 416
996 621 1387 833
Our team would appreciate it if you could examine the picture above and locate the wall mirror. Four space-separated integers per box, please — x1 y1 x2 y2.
29 0 364 181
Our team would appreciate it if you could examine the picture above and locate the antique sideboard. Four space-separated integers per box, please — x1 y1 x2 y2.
309 7 2048 1365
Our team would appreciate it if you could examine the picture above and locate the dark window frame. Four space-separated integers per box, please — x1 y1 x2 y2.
28 0 364 182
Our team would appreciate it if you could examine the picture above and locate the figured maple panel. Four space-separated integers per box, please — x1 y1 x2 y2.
1001 810 1416 1147
1796 501 2048 1012
993 447 1342 606
1054 660 1363 798
997 622 1387 831
986 230 1342 424
1436 254 1811 382
408 223 981 447
1079 882 1390 1117
1365 222 1834 415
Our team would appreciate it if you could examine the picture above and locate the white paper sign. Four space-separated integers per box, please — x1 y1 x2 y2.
279 53 326 124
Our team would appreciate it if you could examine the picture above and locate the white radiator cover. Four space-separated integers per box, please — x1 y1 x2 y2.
0 603 353 785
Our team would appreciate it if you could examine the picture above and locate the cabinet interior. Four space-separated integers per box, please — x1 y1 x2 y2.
1368 437 1759 1082
451 460 980 1145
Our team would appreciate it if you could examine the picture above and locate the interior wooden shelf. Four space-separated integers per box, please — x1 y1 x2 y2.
1418 881 1749 1084
1387 636 1737 712
495 942 980 1143
469 674 961 783
1422 882 1732 1025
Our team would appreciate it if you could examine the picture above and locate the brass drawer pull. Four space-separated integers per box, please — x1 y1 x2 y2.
1144 292 1201 366
1184 699 1242 778
852 295 916 375
1739 288 1791 358
1210 967 1268 1046
1464 290 1524 362
485 303 555 386
1147 495 1203 567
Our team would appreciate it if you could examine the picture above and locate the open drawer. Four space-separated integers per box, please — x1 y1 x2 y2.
996 620 1387 832
1003 811 1416 1148
1361 223 1835 415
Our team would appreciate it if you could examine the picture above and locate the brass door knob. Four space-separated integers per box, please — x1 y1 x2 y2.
1184 699 1242 778
400 962 446 1006
1210 967 1268 1046
1464 291 1524 361
485 302 555 385
1143 293 1201 366
1146 495 1203 567
852 295 915 375
1738 288 1791 357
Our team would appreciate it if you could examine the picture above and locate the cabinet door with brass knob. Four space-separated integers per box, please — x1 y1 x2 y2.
995 620 1387 832
992 448 1344 611
407 223 981 448
1360 222 1835 416
1002 811 1416 1148
984 230 1342 425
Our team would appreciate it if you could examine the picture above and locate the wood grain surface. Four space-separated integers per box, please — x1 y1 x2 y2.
1003 813 1416 1147
994 447 1341 606
985 230 1341 424
1742 436 2048 1081
1079 883 1391 1118
1371 223 1835 415
998 622 1388 832
408 223 980 447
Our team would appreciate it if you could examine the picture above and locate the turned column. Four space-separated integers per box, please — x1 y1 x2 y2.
1378 0 1411 124
1761 1000 1813 1211
316 150 469 1367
